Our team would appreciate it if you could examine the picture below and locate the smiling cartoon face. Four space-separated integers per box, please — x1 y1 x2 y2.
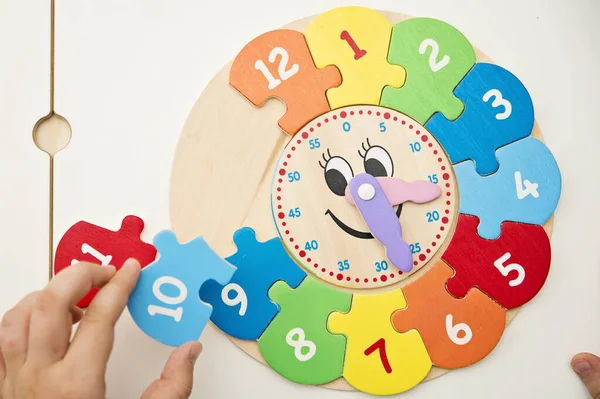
271 105 458 289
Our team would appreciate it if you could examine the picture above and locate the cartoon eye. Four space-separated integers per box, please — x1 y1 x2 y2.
320 151 354 196
361 142 394 177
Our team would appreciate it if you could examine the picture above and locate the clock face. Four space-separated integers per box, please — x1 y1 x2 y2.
271 105 458 289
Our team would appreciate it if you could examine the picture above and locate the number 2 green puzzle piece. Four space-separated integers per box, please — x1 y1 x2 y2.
381 18 476 124
258 277 351 385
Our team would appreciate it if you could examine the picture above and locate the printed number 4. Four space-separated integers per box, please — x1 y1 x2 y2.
364 338 392 374
255 47 299 90
514 171 539 199
494 252 525 287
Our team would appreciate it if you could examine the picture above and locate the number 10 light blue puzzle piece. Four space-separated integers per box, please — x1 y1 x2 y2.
455 137 561 240
127 230 236 346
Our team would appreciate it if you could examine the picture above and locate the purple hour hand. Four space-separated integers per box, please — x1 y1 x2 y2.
346 173 441 272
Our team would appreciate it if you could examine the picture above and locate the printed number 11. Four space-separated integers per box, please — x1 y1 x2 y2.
364 338 392 374
340 30 367 60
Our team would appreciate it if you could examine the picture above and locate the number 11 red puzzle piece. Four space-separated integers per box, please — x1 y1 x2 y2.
54 215 157 307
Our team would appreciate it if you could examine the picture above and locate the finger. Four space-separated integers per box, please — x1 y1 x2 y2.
26 262 116 367
0 292 39 377
141 342 202 399
571 352 600 398
66 259 140 375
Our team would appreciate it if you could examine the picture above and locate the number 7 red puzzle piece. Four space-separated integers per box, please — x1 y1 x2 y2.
54 215 157 307
441 214 551 309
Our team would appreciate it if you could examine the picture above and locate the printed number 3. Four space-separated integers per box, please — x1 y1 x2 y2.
255 47 299 90
483 89 512 120
494 252 525 287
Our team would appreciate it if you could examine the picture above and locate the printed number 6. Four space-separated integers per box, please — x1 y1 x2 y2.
445 314 473 345
221 283 248 316
493 252 525 287
483 89 512 120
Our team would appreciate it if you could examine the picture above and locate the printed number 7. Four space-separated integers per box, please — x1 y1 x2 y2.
364 338 392 374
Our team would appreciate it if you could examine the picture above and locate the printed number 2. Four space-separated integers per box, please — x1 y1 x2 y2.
493 252 525 287
364 338 392 374
483 89 512 120
147 276 187 322
514 171 539 199
255 47 299 90
419 39 450 72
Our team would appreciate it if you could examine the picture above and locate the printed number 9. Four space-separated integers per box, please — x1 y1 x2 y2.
147 276 187 322
221 283 248 316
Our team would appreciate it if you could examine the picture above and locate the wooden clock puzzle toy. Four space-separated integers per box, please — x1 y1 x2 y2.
53 6 562 395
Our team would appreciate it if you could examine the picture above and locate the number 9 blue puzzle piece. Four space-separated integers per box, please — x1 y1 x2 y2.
426 63 534 176
127 230 236 346
199 227 306 340
455 137 561 240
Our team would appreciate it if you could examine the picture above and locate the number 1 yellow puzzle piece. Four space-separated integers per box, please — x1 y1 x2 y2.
328 289 432 395
305 6 405 109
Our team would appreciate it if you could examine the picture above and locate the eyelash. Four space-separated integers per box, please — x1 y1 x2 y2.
319 148 333 169
358 138 373 158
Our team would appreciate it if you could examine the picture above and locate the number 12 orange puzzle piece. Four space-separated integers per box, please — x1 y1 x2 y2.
229 29 341 135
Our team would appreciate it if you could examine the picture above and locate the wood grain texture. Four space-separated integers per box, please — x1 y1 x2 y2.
170 10 554 391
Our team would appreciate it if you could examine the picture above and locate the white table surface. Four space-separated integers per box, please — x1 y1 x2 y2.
3 0 600 397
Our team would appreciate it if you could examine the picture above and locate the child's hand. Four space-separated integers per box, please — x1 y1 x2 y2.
0 259 201 399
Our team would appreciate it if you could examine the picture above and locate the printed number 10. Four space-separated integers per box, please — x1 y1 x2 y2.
147 276 187 322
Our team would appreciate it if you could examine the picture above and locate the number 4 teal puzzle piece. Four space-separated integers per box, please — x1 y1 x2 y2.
455 137 561 240
199 227 306 340
127 231 235 346
258 277 352 385
381 17 476 124
426 62 534 176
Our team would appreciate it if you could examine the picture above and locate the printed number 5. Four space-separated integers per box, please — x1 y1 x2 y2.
493 252 525 287
483 89 512 120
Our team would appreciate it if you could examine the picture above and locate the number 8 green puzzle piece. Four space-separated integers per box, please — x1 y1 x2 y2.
381 17 476 124
258 277 351 385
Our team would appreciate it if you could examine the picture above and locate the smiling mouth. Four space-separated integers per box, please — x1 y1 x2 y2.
325 205 403 239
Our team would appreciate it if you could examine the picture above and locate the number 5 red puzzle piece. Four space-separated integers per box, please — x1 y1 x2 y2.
54 215 157 307
442 214 551 309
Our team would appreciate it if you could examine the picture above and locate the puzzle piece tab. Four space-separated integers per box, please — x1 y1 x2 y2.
442 214 551 309
199 227 306 340
381 17 475 124
305 6 405 108
392 261 505 369
258 277 351 385
328 289 431 395
455 136 561 239
54 215 157 307
230 29 341 135
426 63 534 175
127 231 235 346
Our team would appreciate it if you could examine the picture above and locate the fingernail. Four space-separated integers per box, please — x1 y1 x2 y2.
189 343 202 364
123 258 140 270
573 360 593 378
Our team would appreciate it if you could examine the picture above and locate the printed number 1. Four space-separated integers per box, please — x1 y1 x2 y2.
364 338 392 374
340 30 367 60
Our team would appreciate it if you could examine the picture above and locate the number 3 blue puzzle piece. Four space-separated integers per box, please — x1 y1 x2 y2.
426 63 534 176
455 137 561 240
127 230 235 346
199 227 306 340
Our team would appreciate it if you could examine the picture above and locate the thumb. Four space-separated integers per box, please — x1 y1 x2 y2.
571 352 600 398
141 342 202 399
